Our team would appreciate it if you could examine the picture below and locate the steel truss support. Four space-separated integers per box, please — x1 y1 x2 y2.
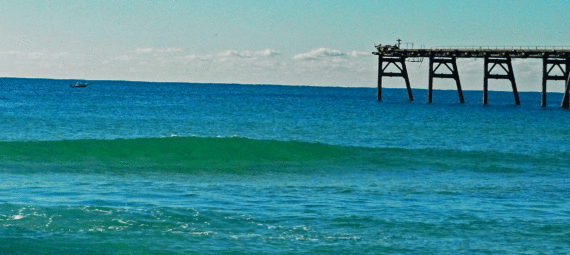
428 56 464 103
542 57 570 107
377 55 413 101
483 56 520 105
562 74 570 109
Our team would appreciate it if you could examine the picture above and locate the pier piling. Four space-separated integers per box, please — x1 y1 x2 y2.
428 56 464 103
483 56 520 105
377 56 383 101
563 74 570 109
376 56 413 101
543 57 570 107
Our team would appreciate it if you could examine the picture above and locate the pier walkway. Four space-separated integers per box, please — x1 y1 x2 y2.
373 41 570 108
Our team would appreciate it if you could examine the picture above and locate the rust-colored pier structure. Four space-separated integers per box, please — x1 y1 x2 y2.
374 41 570 109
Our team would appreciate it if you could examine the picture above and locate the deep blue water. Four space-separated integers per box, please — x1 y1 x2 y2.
1 78 569 254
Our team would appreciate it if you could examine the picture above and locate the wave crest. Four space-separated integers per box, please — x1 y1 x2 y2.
0 136 567 173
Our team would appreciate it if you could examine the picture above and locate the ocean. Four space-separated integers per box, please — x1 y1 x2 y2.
1 77 569 254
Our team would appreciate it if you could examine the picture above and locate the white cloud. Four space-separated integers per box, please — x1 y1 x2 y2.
113 54 137 61
217 50 241 58
50 52 70 59
0 50 71 60
293 48 346 60
292 48 374 70
184 54 213 62
347 51 370 58
135 48 154 54
156 48 182 53
0 50 98 79
27 52 46 58
134 47 182 55
181 49 281 65
216 49 280 59
286 48 377 87
258 48 280 57
5 46 552 91
292 48 372 62
0 51 24 55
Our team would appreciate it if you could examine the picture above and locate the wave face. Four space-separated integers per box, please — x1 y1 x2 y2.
1 136 353 173
1 136 567 174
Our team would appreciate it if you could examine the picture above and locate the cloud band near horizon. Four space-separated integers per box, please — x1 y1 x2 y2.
0 47 561 92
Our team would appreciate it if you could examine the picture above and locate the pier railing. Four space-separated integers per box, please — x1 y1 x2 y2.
432 46 570 51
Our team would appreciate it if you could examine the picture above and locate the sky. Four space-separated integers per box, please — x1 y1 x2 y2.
0 0 569 91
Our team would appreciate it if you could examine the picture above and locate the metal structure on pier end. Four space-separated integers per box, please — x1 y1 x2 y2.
373 41 570 109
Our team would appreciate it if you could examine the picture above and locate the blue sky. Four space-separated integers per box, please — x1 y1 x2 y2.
1 0 569 91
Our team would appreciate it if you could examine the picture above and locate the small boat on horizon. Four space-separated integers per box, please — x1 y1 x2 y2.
70 82 88 88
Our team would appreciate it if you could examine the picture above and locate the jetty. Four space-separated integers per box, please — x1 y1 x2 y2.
373 40 570 109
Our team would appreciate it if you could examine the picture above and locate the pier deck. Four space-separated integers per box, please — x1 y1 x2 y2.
373 42 570 108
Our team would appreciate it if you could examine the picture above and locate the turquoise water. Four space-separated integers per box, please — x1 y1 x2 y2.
1 78 569 254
